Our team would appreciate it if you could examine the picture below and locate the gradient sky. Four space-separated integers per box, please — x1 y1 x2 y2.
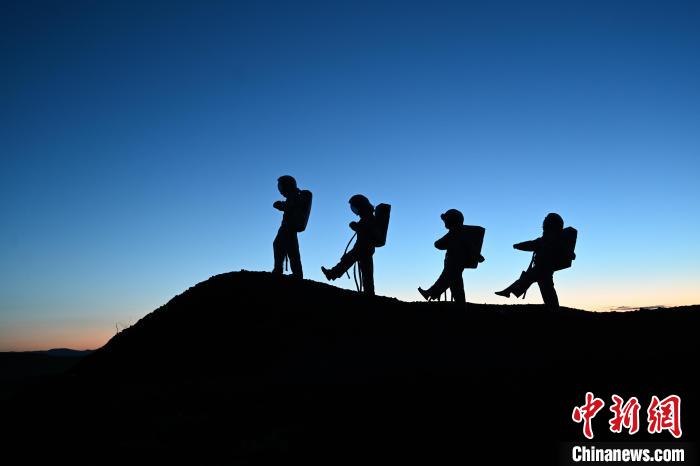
2 0 699 351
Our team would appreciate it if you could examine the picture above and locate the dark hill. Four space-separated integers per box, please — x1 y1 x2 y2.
5 271 699 465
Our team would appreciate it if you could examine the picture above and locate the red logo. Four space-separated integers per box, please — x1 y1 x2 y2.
648 395 682 438
572 392 605 439
609 394 641 435
572 393 682 439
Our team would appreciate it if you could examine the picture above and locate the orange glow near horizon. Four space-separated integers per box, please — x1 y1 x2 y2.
0 325 115 352
557 277 700 311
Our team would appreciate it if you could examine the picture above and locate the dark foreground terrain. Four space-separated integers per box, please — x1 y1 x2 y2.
0 349 91 401
4 272 698 465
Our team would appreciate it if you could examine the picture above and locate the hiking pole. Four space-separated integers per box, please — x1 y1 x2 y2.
522 252 536 299
351 262 364 292
343 233 357 280
352 263 360 292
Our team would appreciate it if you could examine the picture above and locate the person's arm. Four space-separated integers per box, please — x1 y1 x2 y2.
273 200 287 211
434 232 451 250
513 238 540 251
350 218 369 233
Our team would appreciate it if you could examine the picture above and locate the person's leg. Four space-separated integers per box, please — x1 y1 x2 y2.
324 246 359 279
286 230 303 278
495 269 537 298
359 254 375 295
514 269 537 297
450 269 466 303
424 260 467 301
272 227 286 274
537 271 559 308
425 267 451 299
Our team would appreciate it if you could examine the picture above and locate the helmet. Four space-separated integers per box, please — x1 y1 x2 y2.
277 175 298 196
543 213 564 232
349 194 373 215
440 209 464 229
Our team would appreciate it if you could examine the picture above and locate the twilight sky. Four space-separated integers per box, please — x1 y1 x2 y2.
1 0 699 350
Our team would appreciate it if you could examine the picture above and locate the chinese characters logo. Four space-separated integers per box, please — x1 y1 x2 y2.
572 392 682 439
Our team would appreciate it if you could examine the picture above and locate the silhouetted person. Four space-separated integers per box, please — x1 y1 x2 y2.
322 194 377 295
418 209 485 303
495 213 576 308
272 175 312 279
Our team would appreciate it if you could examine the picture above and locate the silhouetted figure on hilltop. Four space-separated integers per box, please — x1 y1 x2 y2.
495 213 577 308
418 209 485 303
322 195 391 295
272 175 312 279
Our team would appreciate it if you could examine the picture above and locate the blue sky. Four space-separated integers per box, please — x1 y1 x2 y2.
1 0 699 350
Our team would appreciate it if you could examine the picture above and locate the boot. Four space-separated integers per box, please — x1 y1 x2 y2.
321 266 335 281
495 287 512 298
510 281 527 298
418 287 432 301
496 274 528 299
509 272 529 298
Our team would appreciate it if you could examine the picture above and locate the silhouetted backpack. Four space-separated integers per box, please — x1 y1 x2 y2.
460 225 486 269
373 203 391 247
552 226 577 271
290 190 313 232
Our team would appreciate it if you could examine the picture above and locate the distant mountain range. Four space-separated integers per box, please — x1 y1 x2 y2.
0 348 92 384
3 348 94 357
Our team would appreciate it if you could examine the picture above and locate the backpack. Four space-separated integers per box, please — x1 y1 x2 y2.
460 225 486 269
291 190 313 232
552 226 577 271
373 203 391 247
